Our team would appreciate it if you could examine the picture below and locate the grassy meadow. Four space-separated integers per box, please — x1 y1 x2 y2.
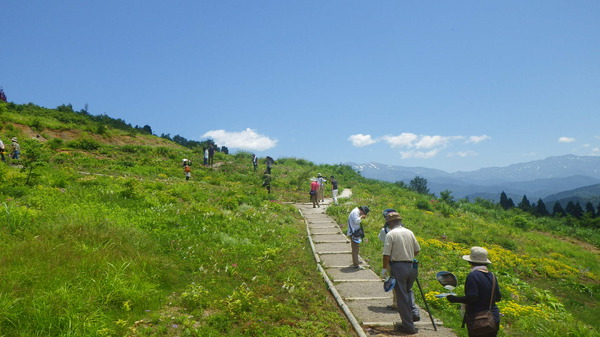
1 101 599 336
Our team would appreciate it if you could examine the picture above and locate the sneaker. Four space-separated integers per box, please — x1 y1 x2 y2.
352 265 365 270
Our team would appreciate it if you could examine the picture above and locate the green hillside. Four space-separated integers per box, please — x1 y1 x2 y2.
0 101 598 337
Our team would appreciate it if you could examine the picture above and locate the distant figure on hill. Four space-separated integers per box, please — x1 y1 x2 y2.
0 137 6 162
262 170 272 194
184 164 191 181
317 173 326 202
208 146 215 166
265 156 274 174
310 178 320 208
182 158 191 167
203 147 209 166
10 138 20 161
330 175 338 205
252 154 258 171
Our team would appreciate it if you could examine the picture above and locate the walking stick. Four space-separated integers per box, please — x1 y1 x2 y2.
413 259 437 331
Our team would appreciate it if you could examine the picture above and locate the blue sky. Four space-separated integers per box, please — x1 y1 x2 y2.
2 1 599 172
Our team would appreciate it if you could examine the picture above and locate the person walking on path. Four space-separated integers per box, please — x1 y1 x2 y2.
330 175 338 205
381 212 421 334
10 138 20 161
203 147 209 166
184 164 192 181
0 138 6 162
379 209 421 318
252 154 258 171
310 178 320 208
347 206 369 269
262 169 272 194
317 173 326 202
447 247 502 337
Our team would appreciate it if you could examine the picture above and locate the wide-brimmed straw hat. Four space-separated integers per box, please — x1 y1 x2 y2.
462 246 492 264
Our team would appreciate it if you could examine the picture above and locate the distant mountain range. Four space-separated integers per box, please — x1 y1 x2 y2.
348 154 600 206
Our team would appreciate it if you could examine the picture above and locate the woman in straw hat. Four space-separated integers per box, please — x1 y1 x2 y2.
447 247 502 337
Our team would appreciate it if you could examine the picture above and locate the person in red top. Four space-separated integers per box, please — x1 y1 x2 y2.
310 178 320 208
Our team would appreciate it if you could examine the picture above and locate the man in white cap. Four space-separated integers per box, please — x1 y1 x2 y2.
381 212 420 334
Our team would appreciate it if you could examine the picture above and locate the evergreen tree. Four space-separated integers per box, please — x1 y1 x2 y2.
499 191 513 210
574 202 584 218
518 195 532 212
552 202 566 217
409 176 430 195
565 201 576 217
535 199 549 216
566 201 584 218
585 202 596 218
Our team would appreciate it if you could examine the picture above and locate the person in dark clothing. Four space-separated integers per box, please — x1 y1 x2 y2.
262 170 272 194
208 146 215 166
447 247 502 337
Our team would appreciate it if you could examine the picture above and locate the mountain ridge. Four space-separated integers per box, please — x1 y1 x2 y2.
348 154 600 202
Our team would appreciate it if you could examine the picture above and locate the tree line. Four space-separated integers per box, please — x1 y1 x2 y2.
396 176 599 228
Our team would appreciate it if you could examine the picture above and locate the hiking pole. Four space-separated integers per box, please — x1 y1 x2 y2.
413 260 437 331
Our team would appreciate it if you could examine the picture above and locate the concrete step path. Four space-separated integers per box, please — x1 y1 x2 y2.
295 190 457 337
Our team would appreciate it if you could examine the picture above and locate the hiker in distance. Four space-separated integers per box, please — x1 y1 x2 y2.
446 247 502 337
208 145 215 166
251 154 258 171
262 169 272 194
330 175 338 205
347 206 369 269
317 173 326 203
184 164 191 180
203 147 209 166
309 177 320 208
265 156 274 174
381 212 421 334
0 137 6 162
11 137 20 161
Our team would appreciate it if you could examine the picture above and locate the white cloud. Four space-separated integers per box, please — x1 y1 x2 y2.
558 137 576 143
592 147 600 154
466 135 491 144
382 133 418 148
202 128 277 151
448 151 478 158
415 135 460 149
400 149 440 159
348 134 377 147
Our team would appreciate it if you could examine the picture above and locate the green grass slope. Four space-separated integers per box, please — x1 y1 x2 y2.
0 101 599 337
